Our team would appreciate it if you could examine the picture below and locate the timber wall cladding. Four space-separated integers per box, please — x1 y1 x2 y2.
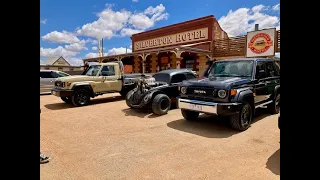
212 30 280 58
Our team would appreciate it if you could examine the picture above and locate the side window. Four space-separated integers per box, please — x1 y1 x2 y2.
266 62 276 77
100 65 115 76
171 74 186 84
40 72 53 78
51 72 59 78
255 61 267 79
274 61 280 76
185 73 196 80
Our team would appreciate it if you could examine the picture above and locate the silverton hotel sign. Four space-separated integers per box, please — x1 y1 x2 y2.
134 27 209 51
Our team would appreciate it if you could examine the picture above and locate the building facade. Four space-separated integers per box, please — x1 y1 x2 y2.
83 15 280 76
40 56 84 75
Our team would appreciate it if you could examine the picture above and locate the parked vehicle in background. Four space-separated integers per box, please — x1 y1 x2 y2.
40 70 70 94
51 61 155 106
126 69 197 115
177 58 280 131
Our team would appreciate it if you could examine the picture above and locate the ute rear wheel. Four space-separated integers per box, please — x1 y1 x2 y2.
120 89 129 97
71 89 90 107
152 94 171 115
61 97 72 104
230 102 253 131
181 109 199 120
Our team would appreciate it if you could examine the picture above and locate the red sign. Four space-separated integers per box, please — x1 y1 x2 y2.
248 33 273 54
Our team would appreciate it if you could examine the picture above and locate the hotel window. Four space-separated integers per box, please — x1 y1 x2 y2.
185 59 194 70
160 57 169 70
69 68 74 71
58 67 63 71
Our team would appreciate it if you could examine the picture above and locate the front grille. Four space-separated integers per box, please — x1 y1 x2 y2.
186 86 216 97
55 81 65 87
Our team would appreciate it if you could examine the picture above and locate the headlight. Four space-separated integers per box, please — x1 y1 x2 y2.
218 90 227 98
181 87 187 94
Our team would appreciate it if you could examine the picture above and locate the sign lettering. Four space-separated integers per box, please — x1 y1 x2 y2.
134 27 208 51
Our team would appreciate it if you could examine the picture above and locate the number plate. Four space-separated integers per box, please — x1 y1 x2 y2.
189 104 202 111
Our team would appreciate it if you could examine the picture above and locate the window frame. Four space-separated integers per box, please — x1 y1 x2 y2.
99 65 116 77
40 71 54 78
170 73 187 84
255 61 268 79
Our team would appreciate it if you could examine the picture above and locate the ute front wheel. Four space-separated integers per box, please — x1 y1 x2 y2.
61 97 72 104
71 89 90 107
152 94 171 115
181 109 199 120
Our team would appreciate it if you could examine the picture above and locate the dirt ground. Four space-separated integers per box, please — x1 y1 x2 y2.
40 93 280 180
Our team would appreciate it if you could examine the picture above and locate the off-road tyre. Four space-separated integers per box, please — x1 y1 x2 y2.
268 94 280 114
125 90 135 108
61 97 72 104
181 109 199 120
71 89 90 107
152 94 171 115
230 102 253 131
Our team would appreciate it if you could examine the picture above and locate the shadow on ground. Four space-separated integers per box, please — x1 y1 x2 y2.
167 114 238 138
121 108 161 118
266 148 280 175
45 96 124 110
166 108 274 138
40 93 51 96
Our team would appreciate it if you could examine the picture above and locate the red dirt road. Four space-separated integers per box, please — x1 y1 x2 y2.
40 93 280 180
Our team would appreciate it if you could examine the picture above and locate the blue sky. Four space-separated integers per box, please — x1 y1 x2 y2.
40 0 280 65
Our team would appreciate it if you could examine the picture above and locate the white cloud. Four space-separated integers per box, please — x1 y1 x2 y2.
132 0 138 2
251 4 266 13
85 47 132 58
64 40 88 52
120 28 144 36
129 4 168 29
85 52 99 58
77 4 168 38
77 7 131 39
129 13 154 29
40 46 77 58
66 57 84 66
272 4 280 11
85 38 98 45
218 4 280 36
40 19 47 24
107 47 132 55
42 30 80 43
92 46 98 51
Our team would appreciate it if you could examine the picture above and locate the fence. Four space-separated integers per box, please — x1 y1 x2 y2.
212 30 280 58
